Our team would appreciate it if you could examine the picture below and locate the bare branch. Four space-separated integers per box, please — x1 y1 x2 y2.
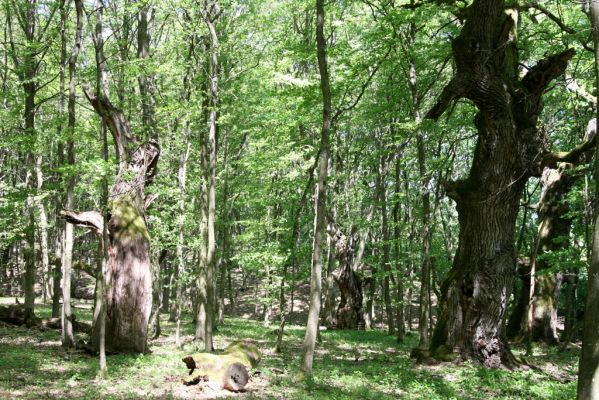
332 46 393 122
61 210 104 236
521 49 575 98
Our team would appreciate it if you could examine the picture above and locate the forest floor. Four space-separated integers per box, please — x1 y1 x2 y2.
0 298 578 399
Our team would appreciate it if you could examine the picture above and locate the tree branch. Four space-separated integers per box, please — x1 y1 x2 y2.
61 210 104 236
520 3 593 52
425 76 466 120
521 49 575 98
82 84 135 165
332 46 392 122
542 118 597 169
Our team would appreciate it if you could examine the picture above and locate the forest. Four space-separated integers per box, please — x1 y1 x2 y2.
1 0 599 398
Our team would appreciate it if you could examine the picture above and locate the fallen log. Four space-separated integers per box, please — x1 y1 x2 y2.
0 304 35 325
182 340 261 391
0 304 92 334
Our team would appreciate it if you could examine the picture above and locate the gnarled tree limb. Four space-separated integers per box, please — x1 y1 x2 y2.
82 84 136 165
521 49 575 98
541 118 597 170
425 76 467 120
61 210 103 236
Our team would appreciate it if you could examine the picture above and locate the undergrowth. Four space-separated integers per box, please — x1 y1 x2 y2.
0 298 577 399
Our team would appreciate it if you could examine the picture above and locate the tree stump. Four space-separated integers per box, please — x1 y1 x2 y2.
182 340 261 391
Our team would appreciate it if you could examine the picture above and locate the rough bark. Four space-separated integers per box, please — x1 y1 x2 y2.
509 121 595 344
426 0 573 367
511 167 572 344
51 256 61 318
323 235 337 327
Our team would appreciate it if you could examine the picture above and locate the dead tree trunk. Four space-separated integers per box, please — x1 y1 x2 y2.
508 121 596 344
326 218 367 330
62 90 159 354
426 0 574 367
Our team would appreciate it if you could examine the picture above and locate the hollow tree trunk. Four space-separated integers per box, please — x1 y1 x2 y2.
511 167 573 344
326 219 367 330
426 0 573 367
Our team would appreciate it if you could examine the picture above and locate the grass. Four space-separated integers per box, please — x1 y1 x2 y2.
0 298 578 399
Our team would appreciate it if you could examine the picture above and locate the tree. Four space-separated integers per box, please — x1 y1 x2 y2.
426 0 574 367
300 0 331 376
578 1 599 397
60 0 83 350
62 0 160 353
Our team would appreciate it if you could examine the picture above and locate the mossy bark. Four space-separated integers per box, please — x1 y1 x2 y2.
63 85 160 354
182 341 260 391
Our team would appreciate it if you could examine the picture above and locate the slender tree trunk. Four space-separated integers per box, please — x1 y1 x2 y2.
35 156 49 303
301 0 331 376
61 0 83 350
416 131 431 352
274 159 316 353
578 2 599 397
175 140 191 347
394 154 405 341
378 153 394 334
197 2 221 352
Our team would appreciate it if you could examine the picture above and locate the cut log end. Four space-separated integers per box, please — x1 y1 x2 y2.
181 340 260 392
222 362 249 391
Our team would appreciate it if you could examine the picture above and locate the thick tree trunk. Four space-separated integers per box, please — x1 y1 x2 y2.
426 0 573 367
323 235 336 327
51 257 61 318
63 93 159 354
